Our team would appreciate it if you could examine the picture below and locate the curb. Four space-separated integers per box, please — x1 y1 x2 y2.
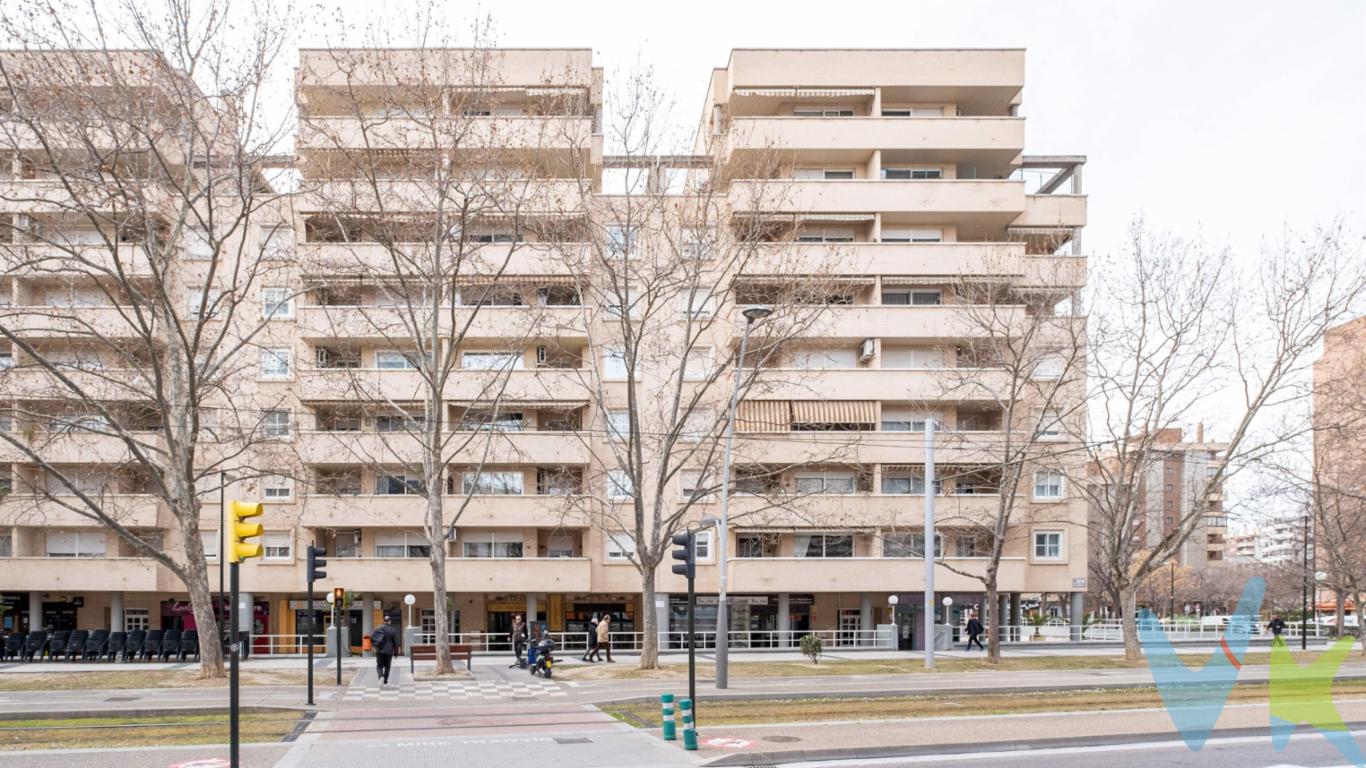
0 705 307 721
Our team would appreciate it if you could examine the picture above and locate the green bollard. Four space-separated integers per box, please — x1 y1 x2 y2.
661 693 677 741
680 698 697 751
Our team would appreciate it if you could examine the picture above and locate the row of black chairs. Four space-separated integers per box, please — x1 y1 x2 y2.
0 628 199 663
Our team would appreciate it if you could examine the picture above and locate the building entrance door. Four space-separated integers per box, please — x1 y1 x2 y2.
894 604 916 650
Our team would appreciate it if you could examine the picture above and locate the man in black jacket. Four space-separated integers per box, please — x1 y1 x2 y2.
371 616 400 685
1268 615 1287 646
965 611 985 651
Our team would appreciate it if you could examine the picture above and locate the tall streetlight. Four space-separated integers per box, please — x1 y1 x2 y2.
714 304 771 690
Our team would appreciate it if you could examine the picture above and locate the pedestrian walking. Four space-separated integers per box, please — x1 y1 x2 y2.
582 613 600 662
1268 615 1286 646
965 611 985 651
509 614 529 668
370 616 400 685
596 612 614 663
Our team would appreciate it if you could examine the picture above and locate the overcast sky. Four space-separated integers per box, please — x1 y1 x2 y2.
306 0 1365 257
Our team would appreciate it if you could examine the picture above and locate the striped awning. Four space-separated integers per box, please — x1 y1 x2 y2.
736 400 790 432
734 212 876 223
791 400 875 425
733 87 875 98
456 275 578 286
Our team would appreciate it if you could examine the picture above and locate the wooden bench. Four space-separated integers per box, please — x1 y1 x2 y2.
409 643 473 670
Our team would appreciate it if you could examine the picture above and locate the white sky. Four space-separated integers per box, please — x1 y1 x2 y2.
304 0 1365 256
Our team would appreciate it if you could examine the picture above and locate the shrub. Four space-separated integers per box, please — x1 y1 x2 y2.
799 633 823 664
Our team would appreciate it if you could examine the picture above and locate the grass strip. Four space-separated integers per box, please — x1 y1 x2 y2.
0 712 301 750
0 668 357 691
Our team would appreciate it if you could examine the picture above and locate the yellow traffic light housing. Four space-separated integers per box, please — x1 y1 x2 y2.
228 500 264 562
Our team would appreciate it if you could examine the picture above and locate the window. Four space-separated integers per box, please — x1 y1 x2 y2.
605 531 636 561
680 470 709 500
790 348 858 369
261 410 291 439
259 348 292 379
1033 355 1065 380
334 530 362 558
261 287 293 320
1033 470 1065 500
955 533 990 558
882 106 945 117
605 225 634 257
602 346 632 380
795 226 855 243
883 532 942 558
376 474 425 495
461 532 524 558
376 350 417 370
794 471 856 495
793 168 856 180
0 529 10 558
881 167 943 180
606 410 631 441
793 106 854 117
880 227 943 243
263 532 292 561
186 289 222 319
547 532 575 558
881 470 940 495
680 227 713 260
375 531 430 558
1037 410 1064 440
261 475 293 502
185 227 214 260
605 284 640 319
458 410 523 431
881 289 941 306
461 471 524 495
376 413 420 432
197 531 218 560
124 608 150 632
678 289 714 318
693 529 713 561
315 470 361 496
794 533 854 558
881 409 933 432
261 225 293 260
1033 531 1063 560
737 534 771 558
680 409 714 442
881 347 944 369
461 351 523 370
606 470 634 500
683 347 712 380
45 531 107 558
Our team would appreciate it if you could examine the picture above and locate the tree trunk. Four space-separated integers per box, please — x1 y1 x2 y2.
180 551 225 678
1335 589 1346 639
639 574 659 669
1120 587 1142 661
427 495 454 675
985 580 1001 664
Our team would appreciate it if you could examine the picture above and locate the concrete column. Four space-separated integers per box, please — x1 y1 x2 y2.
870 87 882 116
28 591 41 631
526 593 539 629
110 592 125 633
1010 593 1022 642
998 593 1010 645
1070 592 1085 641
777 593 791 647
361 593 373 656
860 594 873 645
867 149 882 182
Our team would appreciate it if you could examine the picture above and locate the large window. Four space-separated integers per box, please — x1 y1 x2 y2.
461 351 524 370
460 471 524 495
881 167 943 180
375 474 425 495
376 350 417 370
461 532 524 558
790 348 858 369
881 470 940 496
880 227 942 243
881 409 933 432
1033 470 1065 500
881 347 944 369
793 106 854 117
375 532 430 559
794 471 856 495
794 533 854 558
458 410 523 432
45 531 107 558
263 532 293 561
881 289 941 306
1033 531 1063 560
882 532 941 558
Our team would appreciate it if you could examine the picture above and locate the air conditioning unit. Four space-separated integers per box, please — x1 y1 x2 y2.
859 338 876 362
536 346 548 365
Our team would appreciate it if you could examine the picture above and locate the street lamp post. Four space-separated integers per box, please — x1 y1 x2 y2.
404 593 416 676
715 304 771 690
1302 513 1310 650
1169 561 1176 620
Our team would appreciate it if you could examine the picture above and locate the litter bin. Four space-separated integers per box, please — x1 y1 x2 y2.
933 624 954 651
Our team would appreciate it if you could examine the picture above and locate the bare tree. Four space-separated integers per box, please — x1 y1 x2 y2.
1081 220 1366 660
0 0 294 676
292 28 591 674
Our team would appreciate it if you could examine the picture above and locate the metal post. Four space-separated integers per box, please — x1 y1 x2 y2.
1302 514 1309 651
219 472 226 631
1169 561 1175 620
923 418 936 669
229 560 240 768
335 600 342 685
687 568 697 717
715 310 763 689
306 579 315 706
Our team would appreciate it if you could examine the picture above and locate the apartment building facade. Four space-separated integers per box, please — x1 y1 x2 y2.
0 48 1088 652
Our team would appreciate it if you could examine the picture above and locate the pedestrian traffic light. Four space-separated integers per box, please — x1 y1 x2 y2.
307 545 327 583
228 500 264 562
333 587 345 603
671 530 696 581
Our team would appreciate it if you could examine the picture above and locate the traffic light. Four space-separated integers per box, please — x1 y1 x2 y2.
671 530 696 581
333 587 345 603
228 500 263 562
307 545 327 583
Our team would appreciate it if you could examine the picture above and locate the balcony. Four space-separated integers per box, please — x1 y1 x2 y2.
1015 194 1087 229
0 494 161 528
741 243 1085 291
0 306 148 340
725 50 1024 92
295 367 588 402
748 367 1015 403
321 556 592 592
2 556 161 591
297 430 589 466
725 492 1003 528
730 556 1027 593
730 430 1014 466
730 180 1025 224
295 179 585 213
0 367 149 400
300 494 588 528
295 304 587 342
726 117 1023 165
297 49 597 90
0 244 153 276
297 242 586 277
0 430 155 464
783 304 1023 341
297 115 597 154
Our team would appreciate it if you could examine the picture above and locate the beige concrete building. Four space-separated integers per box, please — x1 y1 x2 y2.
0 47 1088 652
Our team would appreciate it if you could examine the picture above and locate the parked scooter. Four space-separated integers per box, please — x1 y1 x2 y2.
529 637 556 679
